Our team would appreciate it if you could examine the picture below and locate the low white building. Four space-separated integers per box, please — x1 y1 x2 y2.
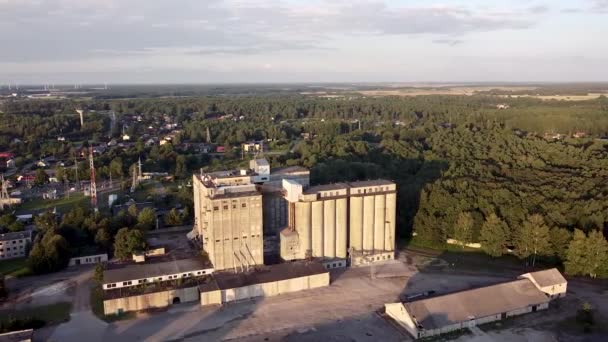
68 253 108 266
102 257 214 290
0 231 32 260
385 268 566 339
520 268 567 299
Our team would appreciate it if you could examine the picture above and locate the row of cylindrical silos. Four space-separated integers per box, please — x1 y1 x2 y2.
349 193 396 252
295 198 348 259
294 191 396 260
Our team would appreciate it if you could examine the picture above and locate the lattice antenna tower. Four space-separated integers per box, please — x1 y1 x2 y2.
0 174 9 211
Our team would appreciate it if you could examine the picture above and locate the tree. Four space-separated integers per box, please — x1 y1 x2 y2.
113 228 146 260
94 228 110 250
55 166 65 183
585 230 608 278
93 262 105 285
514 214 551 266
164 208 183 226
27 230 70 274
127 204 138 219
137 208 156 230
479 213 508 257
565 229 587 276
34 212 57 232
34 168 48 186
0 214 24 232
453 212 474 248
549 227 572 261
0 275 7 300
175 155 187 178
109 157 123 178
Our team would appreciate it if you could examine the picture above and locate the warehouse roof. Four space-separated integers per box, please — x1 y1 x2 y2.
404 278 550 330
205 261 328 291
0 230 31 242
304 183 349 194
271 166 309 175
0 329 34 342
103 257 211 285
348 179 395 188
522 268 567 288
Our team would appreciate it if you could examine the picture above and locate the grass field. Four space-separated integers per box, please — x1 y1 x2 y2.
0 302 72 325
16 193 88 214
0 258 31 277
357 86 538 97
498 93 607 101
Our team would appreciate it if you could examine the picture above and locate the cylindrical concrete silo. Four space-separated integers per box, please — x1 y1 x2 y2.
296 201 312 257
323 199 336 258
385 192 397 251
363 195 375 251
311 201 324 257
335 198 348 258
374 194 386 251
349 196 363 251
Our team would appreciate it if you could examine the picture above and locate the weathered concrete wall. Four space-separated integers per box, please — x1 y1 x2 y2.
311 201 324 257
385 303 418 338
203 272 330 306
362 195 375 251
335 198 348 258
349 196 363 251
262 193 287 235
200 289 222 306
295 202 312 257
373 194 385 251
103 286 199 315
323 200 336 258
385 192 396 251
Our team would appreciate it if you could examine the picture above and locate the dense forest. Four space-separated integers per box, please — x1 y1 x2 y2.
1 94 608 275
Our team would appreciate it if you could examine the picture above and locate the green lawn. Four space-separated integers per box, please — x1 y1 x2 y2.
405 236 556 275
0 258 31 277
0 302 72 326
16 193 88 214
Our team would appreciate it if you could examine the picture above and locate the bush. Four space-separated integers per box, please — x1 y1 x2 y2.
576 302 594 333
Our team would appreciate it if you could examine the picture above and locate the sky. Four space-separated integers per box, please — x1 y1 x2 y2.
1 0 607 84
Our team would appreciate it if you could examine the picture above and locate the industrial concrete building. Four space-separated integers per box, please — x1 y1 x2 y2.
280 179 397 267
384 268 567 339
192 169 264 271
101 256 214 315
102 257 213 290
261 165 310 236
68 253 108 266
192 159 310 270
200 261 329 306
0 231 31 260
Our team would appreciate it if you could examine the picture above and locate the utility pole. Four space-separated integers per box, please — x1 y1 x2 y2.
89 146 97 212
73 158 80 190
138 157 142 179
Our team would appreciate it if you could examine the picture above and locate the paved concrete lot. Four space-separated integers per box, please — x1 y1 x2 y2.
71 263 507 341
28 256 608 342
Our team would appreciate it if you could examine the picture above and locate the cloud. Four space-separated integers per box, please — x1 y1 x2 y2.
433 39 464 46
590 0 608 12
528 5 550 14
0 0 536 63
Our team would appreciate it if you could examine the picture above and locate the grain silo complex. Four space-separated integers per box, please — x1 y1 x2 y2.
280 179 397 268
